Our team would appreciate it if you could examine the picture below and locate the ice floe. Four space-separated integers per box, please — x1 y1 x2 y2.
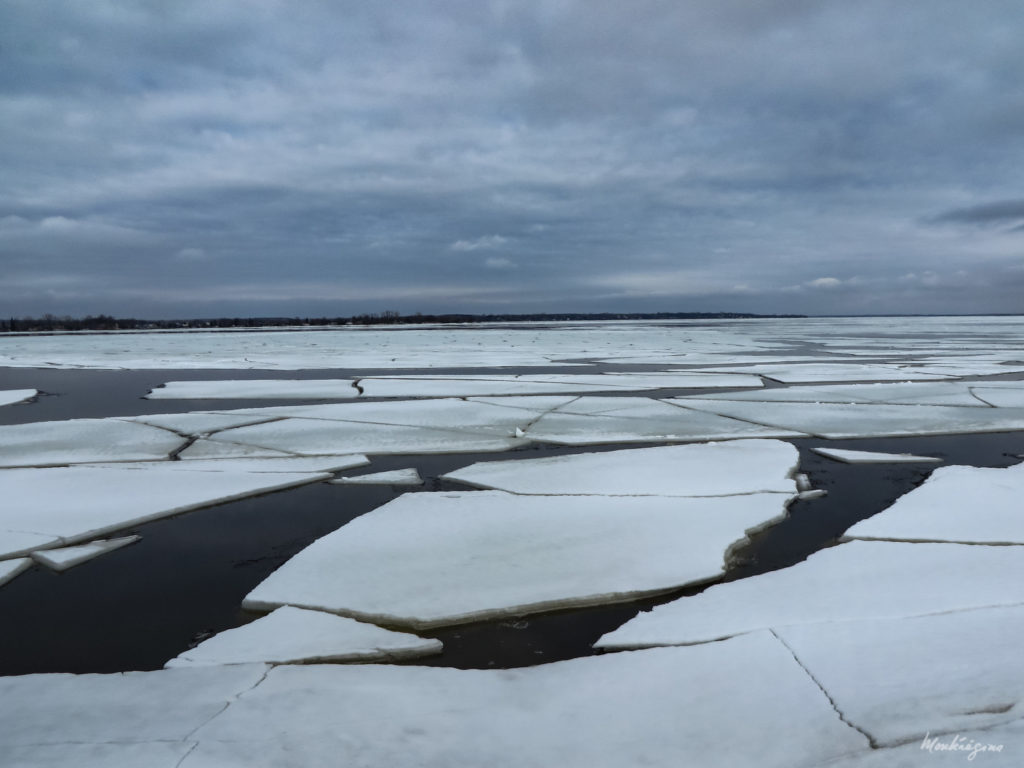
681 380 998 407
243 490 792 628
31 535 140 572
121 412 281 436
0 742 198 768
166 606 442 667
329 468 423 485
595 540 1024 649
94 455 370 474
0 418 185 468
812 447 941 464
0 557 31 587
147 379 359 399
183 634 866 768
844 462 1024 544
0 464 333 559
694 363 950 382
971 384 1024 408
0 388 36 407
673 398 1024 439
444 440 799 497
0 663 268 747
776 604 1024 747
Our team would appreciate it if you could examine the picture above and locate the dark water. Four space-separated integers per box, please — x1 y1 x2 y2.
1 366 1023 674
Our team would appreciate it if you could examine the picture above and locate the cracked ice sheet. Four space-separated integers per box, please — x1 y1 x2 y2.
0 663 268 751
777 605 1024 748
0 742 197 768
166 606 442 667
0 418 185 468
184 634 867 768
844 462 1024 544
147 379 358 399
32 535 140 571
678 381 1001 407
672 399 1024 439
595 540 1024 650
0 388 36 406
444 440 799 497
243 490 792 628
812 448 940 464
329 468 422 485
524 397 806 444
971 385 1024 408
693 363 951 382
121 412 282 435
87 455 370 473
0 465 332 559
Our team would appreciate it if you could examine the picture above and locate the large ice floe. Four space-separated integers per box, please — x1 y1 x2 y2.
166 606 442 667
179 634 866 768
0 418 186 468
0 458 364 560
243 489 794 628
444 439 798 497
147 379 359 399
812 447 941 464
844 461 1024 544
681 380 1006 407
595 540 1024 649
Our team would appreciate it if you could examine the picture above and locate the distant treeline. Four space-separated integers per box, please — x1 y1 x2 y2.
2 310 804 333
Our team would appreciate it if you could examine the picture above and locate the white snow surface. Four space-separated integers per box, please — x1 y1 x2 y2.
682 380 1001 407
31 535 140 572
673 398 1024 438
147 379 359 399
183 634 867 768
0 388 36 407
0 464 331 559
845 462 1024 544
243 490 793 628
444 439 799 497
0 418 185 468
166 606 442 667
596 540 1024 649
0 742 198 768
777 605 1024 747
812 447 941 464
329 468 423 485
971 385 1024 408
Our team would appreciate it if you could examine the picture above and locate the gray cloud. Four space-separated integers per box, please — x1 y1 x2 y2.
2 0 1024 318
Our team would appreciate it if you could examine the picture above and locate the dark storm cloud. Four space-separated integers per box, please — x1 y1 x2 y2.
2 0 1024 317
932 201 1024 226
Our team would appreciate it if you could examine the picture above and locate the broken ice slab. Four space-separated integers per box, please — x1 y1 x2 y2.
693 362 951 382
147 379 359 399
243 490 792 629
444 440 799 497
844 462 1024 544
0 418 185 468
92 455 370 474
176 438 300 460
776 605 1024 748
329 468 423 486
679 380 997 407
0 557 31 587
183 633 867 768
0 388 37 407
672 398 1024 439
0 465 333 559
0 663 268 747
595 540 1024 649
812 447 941 464
166 606 442 667
31 535 140 572
522 397 806 445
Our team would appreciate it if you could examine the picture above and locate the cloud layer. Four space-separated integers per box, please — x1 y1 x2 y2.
2 0 1023 317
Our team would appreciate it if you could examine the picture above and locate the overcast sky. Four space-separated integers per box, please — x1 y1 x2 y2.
3 1 1023 318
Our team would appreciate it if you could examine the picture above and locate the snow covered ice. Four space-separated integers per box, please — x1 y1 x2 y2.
243 489 794 628
329 468 423 485
812 447 941 463
0 389 36 407
31 536 140 572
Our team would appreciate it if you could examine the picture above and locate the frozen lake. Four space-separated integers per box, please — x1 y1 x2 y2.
2 317 1024 766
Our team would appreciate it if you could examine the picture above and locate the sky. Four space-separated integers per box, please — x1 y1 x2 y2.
2 0 1024 319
